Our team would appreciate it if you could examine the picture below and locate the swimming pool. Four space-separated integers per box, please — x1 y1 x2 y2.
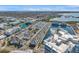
19 22 32 29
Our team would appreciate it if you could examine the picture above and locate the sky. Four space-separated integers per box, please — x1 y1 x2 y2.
0 5 79 11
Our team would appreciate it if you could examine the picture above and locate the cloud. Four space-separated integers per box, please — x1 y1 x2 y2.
0 5 79 11
28 8 53 11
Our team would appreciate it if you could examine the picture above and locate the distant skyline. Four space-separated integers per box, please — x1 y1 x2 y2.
0 5 79 11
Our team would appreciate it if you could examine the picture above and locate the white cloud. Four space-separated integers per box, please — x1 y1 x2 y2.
0 5 79 11
27 8 53 11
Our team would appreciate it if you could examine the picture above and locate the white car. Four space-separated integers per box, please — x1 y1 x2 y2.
0 35 6 40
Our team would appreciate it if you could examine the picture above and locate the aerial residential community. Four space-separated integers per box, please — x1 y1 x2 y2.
0 12 79 53
0 6 79 53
